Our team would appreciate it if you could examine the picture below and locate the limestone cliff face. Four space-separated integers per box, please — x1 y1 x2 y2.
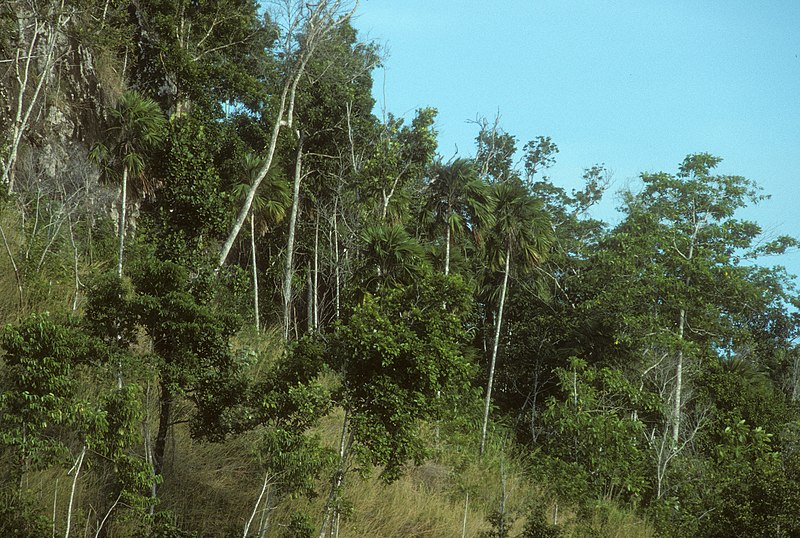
1 1 120 199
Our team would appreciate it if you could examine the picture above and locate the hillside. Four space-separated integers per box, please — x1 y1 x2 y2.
1 2 799 537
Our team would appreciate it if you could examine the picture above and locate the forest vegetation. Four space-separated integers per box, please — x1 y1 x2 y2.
1 1 800 536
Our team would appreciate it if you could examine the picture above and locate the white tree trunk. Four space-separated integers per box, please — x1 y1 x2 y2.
672 307 685 444
672 219 698 444
283 136 304 340
333 198 341 320
460 492 469 538
117 166 128 277
64 445 86 538
313 212 319 330
480 246 511 456
319 409 351 538
243 473 271 538
444 224 451 276
251 214 260 332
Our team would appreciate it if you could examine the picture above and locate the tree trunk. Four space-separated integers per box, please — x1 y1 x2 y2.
480 245 511 456
251 215 260 332
460 492 469 538
0 222 24 308
67 214 79 312
117 166 128 278
307 262 313 333
153 382 172 484
244 474 271 538
65 445 86 538
499 461 507 538
283 135 304 340
313 212 319 331
673 218 699 444
333 198 341 320
319 409 351 538
444 224 451 276
672 307 685 444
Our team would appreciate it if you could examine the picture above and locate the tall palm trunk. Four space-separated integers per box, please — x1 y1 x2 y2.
480 244 511 456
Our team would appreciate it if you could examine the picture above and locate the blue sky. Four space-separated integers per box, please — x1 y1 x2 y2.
353 0 800 281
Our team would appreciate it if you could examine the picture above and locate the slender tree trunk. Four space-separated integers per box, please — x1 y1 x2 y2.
480 245 511 456
672 307 685 444
117 166 128 277
498 461 507 538
319 409 351 538
313 212 319 330
672 218 699 444
251 215 260 332
67 214 79 312
444 224 451 276
65 445 86 538
94 494 121 538
2 12 62 192
52 477 58 538
461 492 469 538
333 198 341 320
283 135 304 340
0 222 24 308
153 382 172 485
256 487 274 538
244 474 271 538
218 79 291 269
307 263 313 333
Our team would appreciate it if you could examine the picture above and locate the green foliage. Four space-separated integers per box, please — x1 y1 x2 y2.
421 157 496 273
281 512 315 538
0 314 107 473
652 418 800 537
356 224 427 292
537 359 655 503
143 117 230 263
126 255 244 439
520 498 562 538
360 108 438 221
91 91 167 188
2 0 800 530
487 179 553 272
0 490 50 537
131 0 274 115
0 312 156 523
332 270 475 481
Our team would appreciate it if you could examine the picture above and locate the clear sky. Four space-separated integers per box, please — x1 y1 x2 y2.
353 0 800 281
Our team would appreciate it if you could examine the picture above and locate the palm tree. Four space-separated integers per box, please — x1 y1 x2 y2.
479 180 553 455
423 158 496 275
233 153 290 332
357 224 426 292
91 91 166 277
